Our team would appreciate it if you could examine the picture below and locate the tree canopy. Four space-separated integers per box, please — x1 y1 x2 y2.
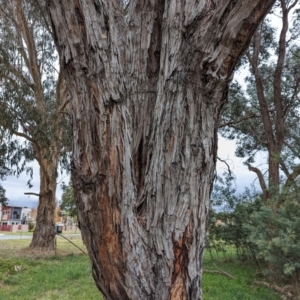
220 0 300 201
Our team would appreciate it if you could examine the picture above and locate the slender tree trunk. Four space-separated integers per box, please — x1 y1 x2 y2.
269 151 280 188
47 1 275 299
30 160 57 250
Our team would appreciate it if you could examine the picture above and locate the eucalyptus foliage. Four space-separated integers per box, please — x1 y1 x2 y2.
0 0 71 182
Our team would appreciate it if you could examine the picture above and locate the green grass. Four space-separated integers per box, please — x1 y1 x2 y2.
0 231 33 235
0 238 102 300
203 249 281 300
0 238 281 299
0 255 102 300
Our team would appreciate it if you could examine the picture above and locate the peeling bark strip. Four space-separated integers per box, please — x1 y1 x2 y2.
46 1 276 299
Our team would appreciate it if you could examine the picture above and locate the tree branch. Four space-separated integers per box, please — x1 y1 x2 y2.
10 129 48 181
217 157 233 177
287 0 298 13
219 113 257 128
284 141 300 159
273 0 288 148
14 0 45 110
284 164 300 190
0 55 34 89
203 268 235 279
33 0 54 38
253 281 294 298
24 192 40 197
247 164 268 203
279 161 290 178
246 35 276 148
10 129 35 144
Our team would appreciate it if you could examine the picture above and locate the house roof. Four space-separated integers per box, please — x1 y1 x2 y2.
2 205 29 209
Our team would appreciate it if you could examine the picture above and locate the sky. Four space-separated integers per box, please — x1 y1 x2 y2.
216 136 264 193
2 164 69 208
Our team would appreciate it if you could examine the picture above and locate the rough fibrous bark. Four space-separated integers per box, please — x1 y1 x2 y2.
46 1 275 299
29 155 58 250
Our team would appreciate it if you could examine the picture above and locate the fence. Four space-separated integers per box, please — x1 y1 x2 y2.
0 224 29 232
0 224 12 231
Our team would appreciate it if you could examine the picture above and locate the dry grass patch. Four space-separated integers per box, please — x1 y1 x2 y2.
0 236 86 259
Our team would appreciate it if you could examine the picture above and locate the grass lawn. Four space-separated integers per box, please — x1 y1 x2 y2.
0 237 102 300
203 249 281 300
0 238 281 299
0 231 33 236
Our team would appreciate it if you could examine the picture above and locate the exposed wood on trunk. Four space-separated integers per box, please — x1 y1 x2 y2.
47 1 276 299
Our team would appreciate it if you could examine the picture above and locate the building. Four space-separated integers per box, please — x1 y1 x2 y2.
0 205 32 225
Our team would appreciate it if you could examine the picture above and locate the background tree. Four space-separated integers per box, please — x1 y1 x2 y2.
47 1 276 299
0 185 8 206
212 1 300 291
59 181 76 220
220 0 300 202
0 0 71 250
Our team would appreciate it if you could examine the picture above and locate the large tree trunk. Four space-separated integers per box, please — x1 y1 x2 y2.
47 1 275 299
30 158 58 250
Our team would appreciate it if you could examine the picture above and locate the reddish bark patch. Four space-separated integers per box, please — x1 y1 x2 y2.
169 233 189 300
97 194 128 300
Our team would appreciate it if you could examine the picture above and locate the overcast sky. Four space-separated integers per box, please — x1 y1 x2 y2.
2 164 69 208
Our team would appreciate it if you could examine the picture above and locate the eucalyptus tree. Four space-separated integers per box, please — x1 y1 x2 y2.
220 0 300 203
46 1 276 299
0 0 70 249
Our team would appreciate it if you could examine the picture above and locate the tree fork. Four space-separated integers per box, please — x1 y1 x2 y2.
47 1 276 299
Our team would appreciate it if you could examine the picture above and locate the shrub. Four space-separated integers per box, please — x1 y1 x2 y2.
247 199 300 283
28 221 35 231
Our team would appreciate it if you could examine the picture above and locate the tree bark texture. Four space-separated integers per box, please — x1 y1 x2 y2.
29 154 58 250
47 1 275 299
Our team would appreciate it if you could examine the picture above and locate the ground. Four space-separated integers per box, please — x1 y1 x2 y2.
0 235 282 300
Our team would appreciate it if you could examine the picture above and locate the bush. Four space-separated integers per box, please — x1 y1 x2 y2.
248 199 300 283
209 179 300 286
28 221 35 231
208 185 261 260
